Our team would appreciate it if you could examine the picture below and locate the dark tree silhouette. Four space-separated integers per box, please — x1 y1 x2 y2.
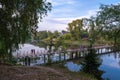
81 46 104 80
0 0 52 63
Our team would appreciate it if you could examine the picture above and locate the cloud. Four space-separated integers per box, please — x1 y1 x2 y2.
47 0 82 18
37 0 101 32
47 0 77 6
88 10 98 16
37 9 98 32
37 19 67 32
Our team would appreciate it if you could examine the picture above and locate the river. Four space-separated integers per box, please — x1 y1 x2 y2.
13 44 120 80
65 52 120 80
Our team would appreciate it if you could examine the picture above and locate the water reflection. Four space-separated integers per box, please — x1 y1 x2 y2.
65 62 81 72
64 52 120 80
100 52 120 80
13 44 120 80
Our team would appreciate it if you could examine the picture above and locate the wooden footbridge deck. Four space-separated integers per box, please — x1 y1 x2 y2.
29 45 114 65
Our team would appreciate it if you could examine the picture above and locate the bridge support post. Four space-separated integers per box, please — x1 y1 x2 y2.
78 51 81 58
106 48 108 53
47 54 52 64
97 49 99 54
59 53 61 62
101 48 102 54
83 51 85 57
75 51 78 59
63 52 66 61
70 52 74 59
43 54 46 64
79 51 82 57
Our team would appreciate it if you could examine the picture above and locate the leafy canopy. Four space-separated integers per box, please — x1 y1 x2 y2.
0 0 52 60
97 3 120 45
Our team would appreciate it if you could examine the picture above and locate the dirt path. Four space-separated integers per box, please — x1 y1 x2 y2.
0 65 96 80
0 65 69 80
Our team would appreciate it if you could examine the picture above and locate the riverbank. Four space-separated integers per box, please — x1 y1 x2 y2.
47 64 97 80
0 65 96 80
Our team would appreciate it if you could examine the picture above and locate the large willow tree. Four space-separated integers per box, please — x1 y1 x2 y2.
0 0 51 63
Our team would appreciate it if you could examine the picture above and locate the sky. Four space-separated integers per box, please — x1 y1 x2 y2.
37 0 120 32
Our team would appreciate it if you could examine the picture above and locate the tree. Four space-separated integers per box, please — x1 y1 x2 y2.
81 47 103 80
82 17 102 44
53 30 60 38
82 29 103 80
0 0 52 63
47 31 53 38
61 33 71 40
96 3 120 47
67 19 83 40
37 31 48 40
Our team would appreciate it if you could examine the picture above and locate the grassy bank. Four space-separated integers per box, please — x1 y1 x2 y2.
45 63 97 80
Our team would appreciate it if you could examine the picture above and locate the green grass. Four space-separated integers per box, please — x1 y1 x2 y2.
63 40 90 47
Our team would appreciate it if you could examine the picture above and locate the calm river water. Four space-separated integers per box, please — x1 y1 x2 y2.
14 44 120 80
65 52 120 80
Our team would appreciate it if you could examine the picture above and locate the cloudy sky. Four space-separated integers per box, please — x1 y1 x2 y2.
37 0 120 32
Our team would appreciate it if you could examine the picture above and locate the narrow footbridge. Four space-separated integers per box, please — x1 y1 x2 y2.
31 45 114 65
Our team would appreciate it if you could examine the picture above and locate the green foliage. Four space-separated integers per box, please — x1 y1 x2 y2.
67 19 84 40
97 3 120 46
61 33 71 40
81 48 103 80
37 31 48 40
39 30 62 50
53 30 60 38
34 30 59 42
0 0 52 63
47 31 53 37
82 17 101 44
